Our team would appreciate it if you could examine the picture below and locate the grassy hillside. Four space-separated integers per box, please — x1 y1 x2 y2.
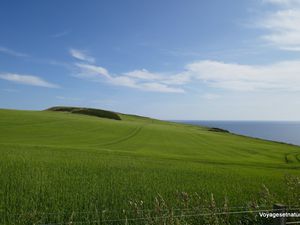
1 108 300 224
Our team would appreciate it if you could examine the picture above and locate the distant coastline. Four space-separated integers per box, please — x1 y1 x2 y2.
175 120 300 146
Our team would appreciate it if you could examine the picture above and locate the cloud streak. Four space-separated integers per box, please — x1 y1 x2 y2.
69 48 95 63
74 63 184 93
0 46 29 58
0 73 59 88
51 30 70 38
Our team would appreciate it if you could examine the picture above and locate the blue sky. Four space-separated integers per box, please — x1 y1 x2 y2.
1 0 300 120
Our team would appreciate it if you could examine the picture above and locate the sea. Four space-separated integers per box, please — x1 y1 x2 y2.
176 121 300 146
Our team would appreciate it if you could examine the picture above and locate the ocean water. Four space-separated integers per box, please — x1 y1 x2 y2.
177 121 300 146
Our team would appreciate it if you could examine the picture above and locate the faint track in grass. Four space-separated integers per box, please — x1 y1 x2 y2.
98 122 150 147
295 153 300 162
285 152 300 163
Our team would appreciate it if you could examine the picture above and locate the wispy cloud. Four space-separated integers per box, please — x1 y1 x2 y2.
0 73 59 88
74 63 184 93
259 0 300 51
0 46 29 57
51 30 70 38
75 63 110 78
69 48 95 63
124 69 162 80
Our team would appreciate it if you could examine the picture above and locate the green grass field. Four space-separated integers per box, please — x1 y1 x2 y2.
1 108 300 224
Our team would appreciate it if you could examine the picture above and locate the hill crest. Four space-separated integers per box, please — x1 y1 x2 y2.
46 106 121 120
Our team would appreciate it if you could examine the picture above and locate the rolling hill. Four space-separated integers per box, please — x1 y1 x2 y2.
1 107 300 224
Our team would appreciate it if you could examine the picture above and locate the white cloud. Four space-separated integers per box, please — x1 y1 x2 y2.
0 73 59 88
73 63 184 93
0 46 29 57
69 48 95 63
260 0 300 50
185 60 300 91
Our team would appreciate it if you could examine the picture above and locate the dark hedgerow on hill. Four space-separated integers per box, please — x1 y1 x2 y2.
47 106 121 120
208 127 230 133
